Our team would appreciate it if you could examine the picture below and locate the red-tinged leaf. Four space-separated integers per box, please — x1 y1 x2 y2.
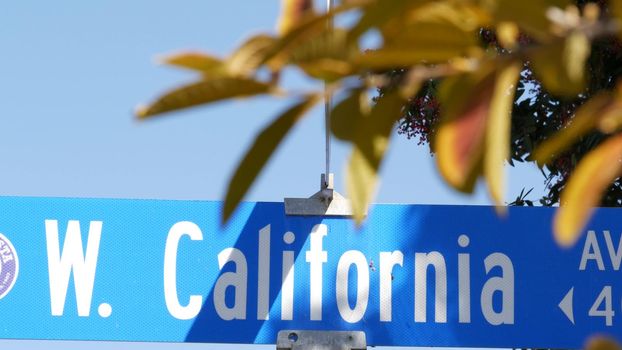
435 69 495 192
555 134 622 247
136 78 272 119
277 0 314 35
222 95 320 222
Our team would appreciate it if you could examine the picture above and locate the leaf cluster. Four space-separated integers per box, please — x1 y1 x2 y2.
137 0 622 248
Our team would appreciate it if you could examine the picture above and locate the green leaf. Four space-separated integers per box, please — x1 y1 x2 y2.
136 77 272 118
222 95 320 222
345 92 406 223
555 134 622 246
485 62 521 207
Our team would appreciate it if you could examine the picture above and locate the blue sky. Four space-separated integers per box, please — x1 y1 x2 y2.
0 1 545 348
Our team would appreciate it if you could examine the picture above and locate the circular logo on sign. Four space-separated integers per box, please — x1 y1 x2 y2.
0 233 18 299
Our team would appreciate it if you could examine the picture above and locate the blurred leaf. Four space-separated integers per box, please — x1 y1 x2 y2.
530 33 590 96
331 89 369 140
160 52 225 75
346 92 407 223
597 90 622 133
228 35 278 76
266 2 359 70
555 134 622 247
136 78 271 118
586 336 622 350
374 16 481 66
612 0 622 36
277 0 315 35
223 95 320 222
532 93 612 165
564 31 590 84
485 0 566 40
496 21 519 49
298 59 354 81
485 62 521 207
287 29 358 79
404 2 491 32
435 65 496 192
348 0 416 41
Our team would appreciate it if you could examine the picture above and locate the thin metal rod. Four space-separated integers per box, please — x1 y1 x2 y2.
324 0 334 188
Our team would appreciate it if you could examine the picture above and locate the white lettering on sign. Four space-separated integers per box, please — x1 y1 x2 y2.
481 253 515 325
163 221 203 320
379 251 403 322
161 223 516 326
336 250 369 323
45 220 102 317
580 230 622 271
306 224 327 321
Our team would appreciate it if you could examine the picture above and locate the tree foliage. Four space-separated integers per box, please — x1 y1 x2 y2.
137 0 622 250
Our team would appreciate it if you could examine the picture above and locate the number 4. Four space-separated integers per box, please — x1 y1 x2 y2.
589 286 614 326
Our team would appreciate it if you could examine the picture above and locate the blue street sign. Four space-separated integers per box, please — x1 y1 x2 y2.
0 196 619 348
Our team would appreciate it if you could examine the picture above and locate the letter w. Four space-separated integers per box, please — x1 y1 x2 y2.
45 220 102 316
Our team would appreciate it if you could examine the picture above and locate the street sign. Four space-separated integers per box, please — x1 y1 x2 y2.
0 196 619 348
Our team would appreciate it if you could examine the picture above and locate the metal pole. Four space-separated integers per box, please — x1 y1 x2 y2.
324 0 334 189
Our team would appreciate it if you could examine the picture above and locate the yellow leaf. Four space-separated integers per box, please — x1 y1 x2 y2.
485 0 568 40
346 92 407 223
330 89 368 140
532 93 612 165
435 66 496 192
555 134 622 247
485 62 521 208
227 35 278 76
597 94 622 133
346 146 378 224
564 31 590 84
223 95 320 222
496 22 519 49
612 0 622 37
348 0 417 41
160 52 225 75
264 2 359 70
136 78 271 119
380 20 481 64
277 0 315 35
530 34 590 96
586 337 622 350
289 28 356 65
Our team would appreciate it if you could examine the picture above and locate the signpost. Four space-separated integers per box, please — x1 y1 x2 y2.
0 196 619 348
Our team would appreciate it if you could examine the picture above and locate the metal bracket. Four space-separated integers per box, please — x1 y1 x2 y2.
284 174 357 217
276 330 367 350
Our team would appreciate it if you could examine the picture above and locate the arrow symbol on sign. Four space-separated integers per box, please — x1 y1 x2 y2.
559 287 575 324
